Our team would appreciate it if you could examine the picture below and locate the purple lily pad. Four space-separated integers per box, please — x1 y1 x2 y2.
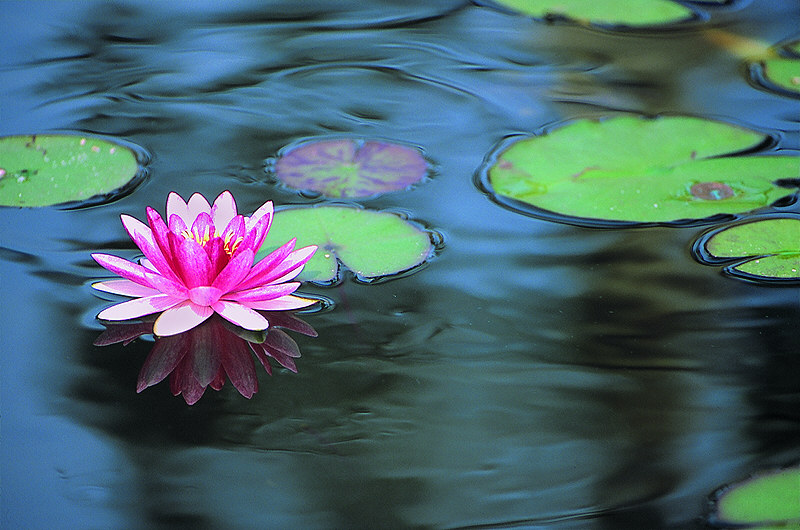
272 138 428 199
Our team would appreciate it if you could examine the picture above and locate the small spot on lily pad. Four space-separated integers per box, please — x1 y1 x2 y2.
479 115 800 227
481 0 698 28
0 134 147 207
707 466 800 528
255 205 438 285
693 215 800 283
270 138 429 199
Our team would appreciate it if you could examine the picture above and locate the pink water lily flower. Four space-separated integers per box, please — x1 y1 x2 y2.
92 191 317 336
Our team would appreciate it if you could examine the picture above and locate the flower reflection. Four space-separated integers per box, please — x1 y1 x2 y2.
95 312 317 405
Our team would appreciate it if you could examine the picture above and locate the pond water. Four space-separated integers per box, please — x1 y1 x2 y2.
1 1 799 528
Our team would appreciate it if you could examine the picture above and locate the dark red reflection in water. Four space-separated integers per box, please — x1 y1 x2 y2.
95 312 316 404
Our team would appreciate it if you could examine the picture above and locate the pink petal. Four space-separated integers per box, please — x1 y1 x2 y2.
146 207 180 271
211 191 237 229
245 200 273 232
237 208 271 255
186 193 212 224
236 238 297 291
168 213 188 236
204 237 229 276
92 279 162 297
92 253 158 289
166 192 190 226
153 301 214 336
244 294 318 311
124 213 181 283
211 248 254 293
168 231 214 288
247 245 317 287
221 215 246 254
224 282 299 303
211 300 269 330
97 294 183 321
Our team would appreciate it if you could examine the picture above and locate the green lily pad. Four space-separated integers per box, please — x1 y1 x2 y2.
271 138 429 199
708 466 800 529
0 134 144 207
255 205 436 284
756 41 800 97
695 216 800 282
486 0 696 27
482 115 799 227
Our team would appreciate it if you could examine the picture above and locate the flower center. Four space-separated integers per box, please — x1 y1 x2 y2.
181 226 244 256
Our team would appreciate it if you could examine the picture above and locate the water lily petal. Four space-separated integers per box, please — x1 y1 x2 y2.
249 245 317 287
125 213 181 283
212 248 254 293
237 238 297 291
203 237 229 275
186 193 212 224
244 294 318 311
154 300 214 336
147 207 180 270
166 192 190 226
169 231 214 288
190 212 215 245
92 253 158 288
97 293 182 321
249 343 273 376
168 212 188 236
222 215 246 255
212 300 270 330
263 327 302 358
92 279 162 297
211 190 237 229
245 200 273 232
237 207 271 255
224 282 299 303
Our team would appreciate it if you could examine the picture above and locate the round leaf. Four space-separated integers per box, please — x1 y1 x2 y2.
0 134 144 207
272 138 428 199
709 467 800 528
255 206 435 284
486 0 694 27
482 116 799 226
698 217 800 281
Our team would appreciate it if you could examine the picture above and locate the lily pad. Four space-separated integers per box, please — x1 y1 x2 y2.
481 115 799 227
0 134 145 207
694 216 800 282
708 466 800 529
271 138 428 199
754 41 800 97
255 206 436 284
486 0 696 27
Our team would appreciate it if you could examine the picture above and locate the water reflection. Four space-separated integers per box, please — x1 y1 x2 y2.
94 312 316 404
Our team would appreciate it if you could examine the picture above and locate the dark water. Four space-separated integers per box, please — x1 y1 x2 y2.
2 1 799 528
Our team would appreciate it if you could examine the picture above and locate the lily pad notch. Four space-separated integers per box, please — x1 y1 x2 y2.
693 215 800 284
268 137 430 199
255 205 441 286
0 133 149 208
478 115 800 228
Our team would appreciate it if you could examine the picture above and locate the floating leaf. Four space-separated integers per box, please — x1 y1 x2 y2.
256 206 436 284
708 466 800 529
486 0 695 27
695 216 800 282
755 41 800 97
0 134 144 207
481 115 799 226
272 138 428 199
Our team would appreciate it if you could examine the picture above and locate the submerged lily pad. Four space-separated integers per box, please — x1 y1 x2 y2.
482 115 799 227
0 134 144 207
694 216 800 282
486 0 696 27
708 466 800 528
271 138 428 199
754 40 800 97
256 206 436 284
